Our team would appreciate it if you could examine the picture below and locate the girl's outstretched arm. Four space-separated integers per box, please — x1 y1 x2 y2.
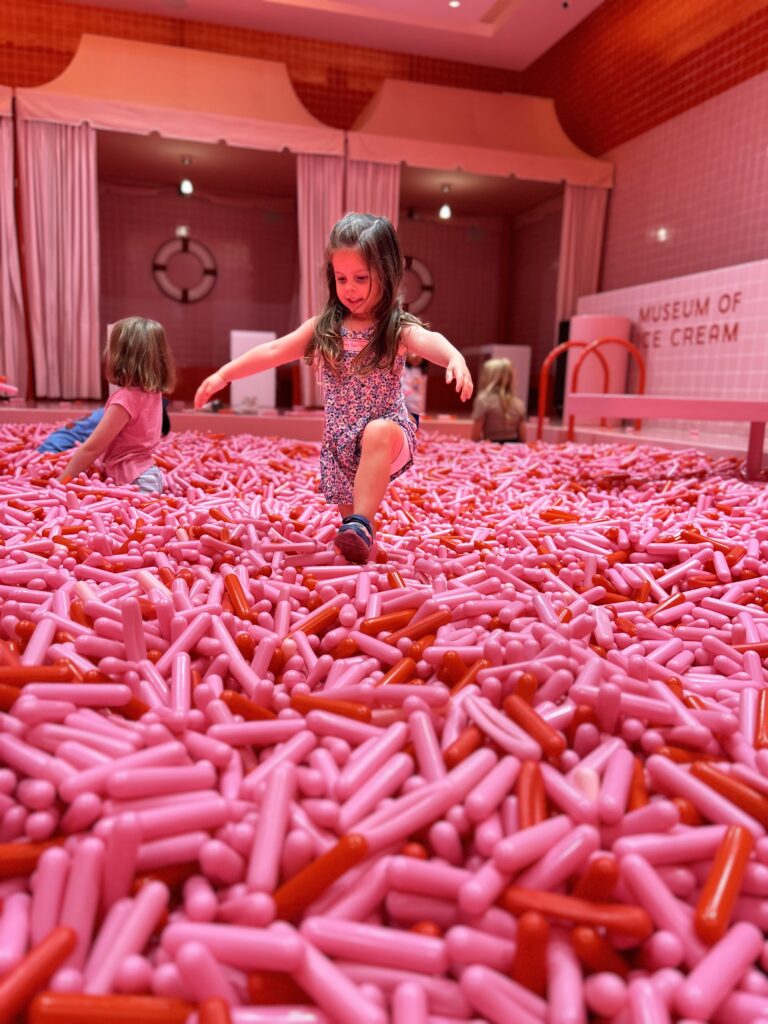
403 325 473 402
58 404 131 483
194 319 316 409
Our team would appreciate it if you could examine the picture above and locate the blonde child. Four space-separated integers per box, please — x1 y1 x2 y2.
472 357 526 443
195 212 473 563
58 317 175 493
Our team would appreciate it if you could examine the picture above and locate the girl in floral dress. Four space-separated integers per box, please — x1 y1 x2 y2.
195 213 473 563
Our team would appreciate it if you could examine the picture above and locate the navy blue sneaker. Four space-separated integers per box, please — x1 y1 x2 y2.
333 514 374 564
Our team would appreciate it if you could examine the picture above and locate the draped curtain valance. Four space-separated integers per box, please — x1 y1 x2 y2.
348 79 613 188
15 35 344 157
13 36 346 401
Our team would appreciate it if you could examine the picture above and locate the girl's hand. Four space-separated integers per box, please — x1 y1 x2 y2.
446 357 473 402
194 371 228 410
57 403 130 486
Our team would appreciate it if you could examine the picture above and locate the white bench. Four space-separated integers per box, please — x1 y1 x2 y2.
565 393 768 479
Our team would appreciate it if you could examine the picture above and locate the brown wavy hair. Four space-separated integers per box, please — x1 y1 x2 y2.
304 212 422 375
105 317 176 393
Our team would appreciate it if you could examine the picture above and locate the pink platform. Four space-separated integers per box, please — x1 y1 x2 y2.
9 401 767 470
0 403 476 441
562 392 768 477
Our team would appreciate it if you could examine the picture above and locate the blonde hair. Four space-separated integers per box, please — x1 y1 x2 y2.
477 358 517 417
105 317 175 393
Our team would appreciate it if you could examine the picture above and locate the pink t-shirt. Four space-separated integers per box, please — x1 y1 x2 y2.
100 388 161 485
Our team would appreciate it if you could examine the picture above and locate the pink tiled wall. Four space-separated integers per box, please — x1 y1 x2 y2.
507 200 563 383
523 0 768 157
577 258 768 439
503 71 768 403
99 189 504 410
601 71 768 290
397 215 505 413
99 184 298 399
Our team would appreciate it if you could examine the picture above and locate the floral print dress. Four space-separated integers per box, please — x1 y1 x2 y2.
319 324 417 504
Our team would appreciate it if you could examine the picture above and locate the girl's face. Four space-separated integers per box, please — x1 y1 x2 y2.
331 247 380 320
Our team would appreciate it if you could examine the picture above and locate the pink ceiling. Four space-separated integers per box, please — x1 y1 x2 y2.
62 0 607 71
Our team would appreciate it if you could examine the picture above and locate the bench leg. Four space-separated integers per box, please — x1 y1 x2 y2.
746 422 766 479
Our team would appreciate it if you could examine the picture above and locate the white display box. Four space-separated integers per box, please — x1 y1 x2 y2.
229 331 277 410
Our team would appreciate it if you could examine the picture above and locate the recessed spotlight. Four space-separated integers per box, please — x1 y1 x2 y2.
655 227 669 242
448 1 461 7
179 178 194 196
438 183 452 219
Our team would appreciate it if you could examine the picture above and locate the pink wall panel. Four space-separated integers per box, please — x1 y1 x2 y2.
398 209 561 412
507 200 562 384
99 186 298 390
601 71 768 291
398 216 503 350
577 258 768 440
398 215 505 412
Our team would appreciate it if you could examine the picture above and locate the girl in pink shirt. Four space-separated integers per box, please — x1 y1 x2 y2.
59 317 175 492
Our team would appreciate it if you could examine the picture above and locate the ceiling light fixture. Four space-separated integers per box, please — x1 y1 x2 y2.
438 183 452 220
448 1 461 7
179 155 194 196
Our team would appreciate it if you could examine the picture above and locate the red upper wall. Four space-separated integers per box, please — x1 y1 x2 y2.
522 0 768 154
2 0 767 154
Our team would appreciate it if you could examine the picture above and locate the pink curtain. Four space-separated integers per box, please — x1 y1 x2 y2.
345 159 401 228
554 184 609 334
0 114 26 394
297 153 344 407
17 119 100 398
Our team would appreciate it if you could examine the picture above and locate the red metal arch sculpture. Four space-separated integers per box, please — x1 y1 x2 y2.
537 341 610 442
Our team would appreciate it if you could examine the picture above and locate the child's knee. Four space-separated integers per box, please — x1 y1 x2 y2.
361 418 402 457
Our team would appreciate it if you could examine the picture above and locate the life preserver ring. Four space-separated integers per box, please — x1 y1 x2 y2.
152 237 217 304
403 255 434 315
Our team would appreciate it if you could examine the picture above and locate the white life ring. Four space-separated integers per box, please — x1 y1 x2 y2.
152 237 217 304
403 255 434 315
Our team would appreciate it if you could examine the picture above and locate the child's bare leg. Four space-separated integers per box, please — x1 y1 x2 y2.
352 419 404 523
333 419 404 563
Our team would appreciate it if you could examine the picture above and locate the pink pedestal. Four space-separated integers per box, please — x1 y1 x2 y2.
565 315 632 426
